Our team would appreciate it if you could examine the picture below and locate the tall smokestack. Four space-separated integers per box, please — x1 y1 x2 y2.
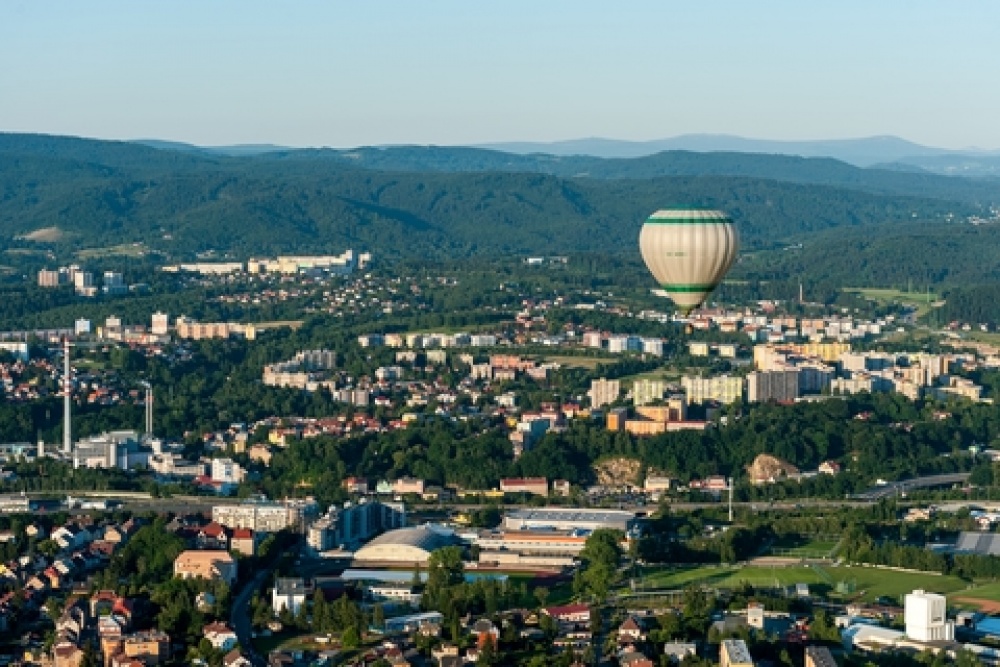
63 337 72 454
145 384 154 437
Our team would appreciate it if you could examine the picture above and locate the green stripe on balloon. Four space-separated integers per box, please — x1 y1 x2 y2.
662 284 715 292
645 218 733 225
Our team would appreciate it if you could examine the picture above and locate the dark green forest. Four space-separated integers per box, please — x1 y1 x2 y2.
0 133 983 264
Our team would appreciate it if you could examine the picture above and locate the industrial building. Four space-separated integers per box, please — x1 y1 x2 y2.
503 507 635 533
73 431 151 470
905 590 954 642
473 527 601 568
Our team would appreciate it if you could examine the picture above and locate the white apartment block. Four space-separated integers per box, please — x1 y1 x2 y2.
588 378 621 409
151 312 170 336
213 501 311 533
210 458 245 484
681 375 744 406
632 379 668 406
641 338 664 356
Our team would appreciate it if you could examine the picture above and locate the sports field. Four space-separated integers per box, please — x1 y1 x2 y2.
768 534 841 558
950 582 1000 612
635 564 971 603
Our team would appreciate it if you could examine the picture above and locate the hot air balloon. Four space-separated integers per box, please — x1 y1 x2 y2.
639 208 739 315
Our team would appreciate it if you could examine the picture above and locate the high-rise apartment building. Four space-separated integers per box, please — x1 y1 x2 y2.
588 378 621 409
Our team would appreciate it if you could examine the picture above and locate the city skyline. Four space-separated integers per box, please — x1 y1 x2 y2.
3 1 1000 150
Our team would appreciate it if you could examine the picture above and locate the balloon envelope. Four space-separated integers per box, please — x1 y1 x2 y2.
639 209 739 314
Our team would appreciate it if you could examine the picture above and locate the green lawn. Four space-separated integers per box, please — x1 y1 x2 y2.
635 564 971 603
951 582 1000 603
76 243 149 259
769 535 841 558
535 355 613 370
252 631 341 654
843 287 940 319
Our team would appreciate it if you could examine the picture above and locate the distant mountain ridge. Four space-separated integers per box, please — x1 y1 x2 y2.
0 132 981 263
130 133 1000 177
475 133 1000 173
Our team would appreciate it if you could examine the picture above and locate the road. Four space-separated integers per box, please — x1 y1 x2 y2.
852 472 971 501
230 542 301 667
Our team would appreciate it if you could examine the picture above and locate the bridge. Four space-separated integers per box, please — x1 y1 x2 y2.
853 472 970 501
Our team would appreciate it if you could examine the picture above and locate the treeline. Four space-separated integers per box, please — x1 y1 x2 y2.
250 391 1000 506
0 134 978 262
841 523 1000 580
938 284 1000 326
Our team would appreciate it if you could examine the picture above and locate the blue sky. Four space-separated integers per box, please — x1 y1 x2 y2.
2 1 999 149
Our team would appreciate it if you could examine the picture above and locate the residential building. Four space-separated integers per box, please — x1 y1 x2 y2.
210 458 245 484
747 370 799 403
230 528 257 556
150 311 170 336
122 629 170 665
588 378 620 409
173 550 237 585
632 378 668 406
38 269 67 287
393 477 425 495
307 499 407 551
720 638 754 667
212 499 314 532
203 621 239 651
272 578 311 615
500 478 548 496
804 646 837 667
682 375 744 405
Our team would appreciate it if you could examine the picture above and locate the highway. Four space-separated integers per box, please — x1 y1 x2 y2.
13 473 976 519
852 472 971 501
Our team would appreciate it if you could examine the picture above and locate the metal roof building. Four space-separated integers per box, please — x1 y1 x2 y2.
953 531 1000 556
352 525 462 566
503 507 635 532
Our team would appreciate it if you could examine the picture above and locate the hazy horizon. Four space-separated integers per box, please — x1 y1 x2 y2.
4 1 1000 150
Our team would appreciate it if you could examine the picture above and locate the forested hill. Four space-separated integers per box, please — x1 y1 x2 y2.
0 133 985 261
280 146 1000 204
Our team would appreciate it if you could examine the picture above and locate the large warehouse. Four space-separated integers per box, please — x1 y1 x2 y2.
352 525 462 566
503 507 636 533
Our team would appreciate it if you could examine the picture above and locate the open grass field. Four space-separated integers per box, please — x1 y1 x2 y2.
252 631 342 655
768 535 841 558
950 582 1000 611
956 331 1000 348
76 243 148 259
843 287 940 319
535 354 612 370
635 564 971 603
